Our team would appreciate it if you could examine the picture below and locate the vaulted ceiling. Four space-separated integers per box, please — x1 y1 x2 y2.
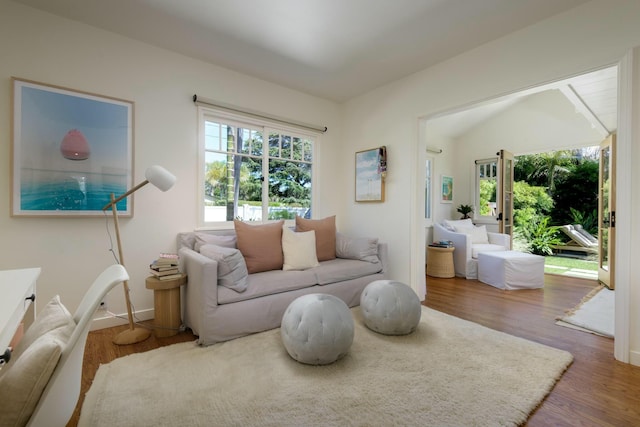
12 0 589 102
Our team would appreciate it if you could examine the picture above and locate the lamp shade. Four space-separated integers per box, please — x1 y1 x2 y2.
145 165 176 192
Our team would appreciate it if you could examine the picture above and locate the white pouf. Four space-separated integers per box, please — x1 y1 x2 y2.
281 294 354 365
360 280 421 335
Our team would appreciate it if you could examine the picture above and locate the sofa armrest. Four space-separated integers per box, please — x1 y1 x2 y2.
377 242 389 275
433 223 472 277
179 247 219 338
487 232 511 250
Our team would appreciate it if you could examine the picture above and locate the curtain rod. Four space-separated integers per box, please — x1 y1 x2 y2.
192 94 327 133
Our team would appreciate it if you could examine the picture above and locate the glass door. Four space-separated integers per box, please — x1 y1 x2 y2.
598 134 616 289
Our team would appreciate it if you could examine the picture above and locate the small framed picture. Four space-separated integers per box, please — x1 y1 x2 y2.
441 175 453 203
11 78 134 217
355 147 386 202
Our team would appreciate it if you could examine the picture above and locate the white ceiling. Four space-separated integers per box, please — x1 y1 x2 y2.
12 0 590 102
429 65 618 140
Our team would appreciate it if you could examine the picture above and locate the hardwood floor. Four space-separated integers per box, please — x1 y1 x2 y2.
68 274 640 426
424 274 640 426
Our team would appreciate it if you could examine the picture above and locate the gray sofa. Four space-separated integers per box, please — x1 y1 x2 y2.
177 230 388 346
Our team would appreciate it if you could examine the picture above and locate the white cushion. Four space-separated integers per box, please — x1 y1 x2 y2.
281 226 320 271
444 218 474 232
472 243 508 259
468 225 489 244
199 244 249 292
10 295 73 363
0 298 75 427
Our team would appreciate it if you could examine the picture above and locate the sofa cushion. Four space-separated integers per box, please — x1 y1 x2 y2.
314 258 383 285
471 244 507 259
234 220 284 273
10 295 74 363
336 233 379 263
217 269 318 304
199 244 249 292
468 225 489 244
194 233 237 252
282 227 320 271
443 218 474 232
295 215 336 261
0 297 75 427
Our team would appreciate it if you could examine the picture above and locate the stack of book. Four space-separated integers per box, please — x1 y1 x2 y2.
149 253 182 281
429 240 454 248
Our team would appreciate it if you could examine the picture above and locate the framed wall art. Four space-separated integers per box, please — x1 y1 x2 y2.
441 175 453 203
355 146 386 202
11 78 134 217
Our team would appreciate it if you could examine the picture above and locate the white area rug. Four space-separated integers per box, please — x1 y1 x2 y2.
557 286 614 338
80 307 573 427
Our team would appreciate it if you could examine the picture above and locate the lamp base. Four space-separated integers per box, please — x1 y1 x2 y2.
113 327 151 345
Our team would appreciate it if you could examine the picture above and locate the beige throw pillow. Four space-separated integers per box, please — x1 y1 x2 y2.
11 295 74 362
234 220 284 273
282 227 320 271
295 215 336 261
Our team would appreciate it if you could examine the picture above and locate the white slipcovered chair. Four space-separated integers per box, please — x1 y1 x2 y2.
433 219 511 279
0 264 129 427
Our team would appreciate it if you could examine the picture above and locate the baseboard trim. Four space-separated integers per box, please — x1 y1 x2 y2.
91 308 154 331
629 350 640 367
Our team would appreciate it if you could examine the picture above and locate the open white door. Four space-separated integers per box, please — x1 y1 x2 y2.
497 149 515 245
598 134 616 289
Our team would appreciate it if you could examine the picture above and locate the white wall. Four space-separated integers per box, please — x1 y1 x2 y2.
342 0 640 363
0 1 342 324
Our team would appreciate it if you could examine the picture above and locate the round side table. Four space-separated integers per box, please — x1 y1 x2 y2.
145 274 187 338
426 246 455 278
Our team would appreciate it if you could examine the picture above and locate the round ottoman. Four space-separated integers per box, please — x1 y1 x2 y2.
360 280 421 335
281 294 354 365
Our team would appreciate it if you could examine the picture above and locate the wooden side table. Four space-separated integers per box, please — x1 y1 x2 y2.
426 246 455 278
145 274 187 338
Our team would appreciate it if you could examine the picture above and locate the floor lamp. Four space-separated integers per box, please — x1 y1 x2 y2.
102 165 177 345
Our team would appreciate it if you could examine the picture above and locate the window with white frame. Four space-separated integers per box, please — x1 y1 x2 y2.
475 158 498 219
200 108 316 225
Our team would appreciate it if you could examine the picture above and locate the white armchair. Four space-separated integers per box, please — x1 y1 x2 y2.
433 220 510 279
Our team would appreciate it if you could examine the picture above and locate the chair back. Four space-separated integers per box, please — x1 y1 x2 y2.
26 264 129 427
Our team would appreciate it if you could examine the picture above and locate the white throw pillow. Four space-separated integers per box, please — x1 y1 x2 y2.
444 219 474 232
469 225 490 244
199 244 249 292
281 227 320 271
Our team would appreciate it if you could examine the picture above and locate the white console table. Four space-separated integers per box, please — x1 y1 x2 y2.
0 268 40 361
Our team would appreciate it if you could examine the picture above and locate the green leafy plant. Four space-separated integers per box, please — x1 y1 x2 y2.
515 215 562 256
456 204 474 219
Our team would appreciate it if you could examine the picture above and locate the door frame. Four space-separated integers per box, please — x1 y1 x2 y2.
416 52 636 364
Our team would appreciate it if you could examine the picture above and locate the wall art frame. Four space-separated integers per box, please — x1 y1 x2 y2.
355 146 386 202
441 175 454 203
11 77 134 217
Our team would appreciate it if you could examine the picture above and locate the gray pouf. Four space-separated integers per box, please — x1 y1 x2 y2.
360 280 422 335
281 294 354 365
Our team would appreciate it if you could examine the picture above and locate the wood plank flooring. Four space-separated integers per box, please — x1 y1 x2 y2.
68 274 640 426
424 274 640 426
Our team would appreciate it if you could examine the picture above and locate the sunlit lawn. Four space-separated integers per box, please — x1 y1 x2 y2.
544 255 598 277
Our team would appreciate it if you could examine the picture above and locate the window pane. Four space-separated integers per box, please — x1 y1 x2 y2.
281 135 292 159
250 130 263 156
204 121 221 151
238 128 251 154
268 159 311 220
269 133 280 157
303 140 313 162
292 137 303 161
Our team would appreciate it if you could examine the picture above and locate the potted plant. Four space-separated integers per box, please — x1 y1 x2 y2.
456 204 474 219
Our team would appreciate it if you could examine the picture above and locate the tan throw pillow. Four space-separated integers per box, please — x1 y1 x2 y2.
295 215 336 261
234 220 284 273
282 226 320 271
